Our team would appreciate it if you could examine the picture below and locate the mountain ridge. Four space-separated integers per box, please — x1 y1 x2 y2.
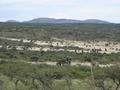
5 18 112 24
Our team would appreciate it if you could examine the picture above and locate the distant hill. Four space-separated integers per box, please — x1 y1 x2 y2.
6 20 19 23
25 18 111 24
25 18 81 23
83 19 110 24
4 18 111 24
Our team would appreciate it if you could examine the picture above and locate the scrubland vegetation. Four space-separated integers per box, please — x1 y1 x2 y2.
0 23 120 41
0 23 120 90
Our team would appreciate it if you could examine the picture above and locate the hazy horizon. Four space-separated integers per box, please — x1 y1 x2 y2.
1 17 114 23
0 0 120 23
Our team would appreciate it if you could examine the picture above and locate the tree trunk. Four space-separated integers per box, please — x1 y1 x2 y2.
115 84 120 90
15 79 19 90
90 65 96 90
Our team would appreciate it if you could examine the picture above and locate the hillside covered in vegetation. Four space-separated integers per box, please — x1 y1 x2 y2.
0 23 120 41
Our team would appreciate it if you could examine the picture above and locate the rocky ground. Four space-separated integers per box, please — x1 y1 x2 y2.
0 37 120 54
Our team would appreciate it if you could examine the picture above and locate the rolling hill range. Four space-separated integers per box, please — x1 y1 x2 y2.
25 18 111 24
5 18 111 24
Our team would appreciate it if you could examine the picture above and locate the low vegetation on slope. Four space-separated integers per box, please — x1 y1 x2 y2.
0 47 120 63
0 23 120 41
0 23 120 90
0 62 120 90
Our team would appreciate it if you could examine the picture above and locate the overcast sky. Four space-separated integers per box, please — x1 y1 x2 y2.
0 0 120 23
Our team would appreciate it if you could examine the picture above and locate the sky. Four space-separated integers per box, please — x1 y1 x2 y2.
0 0 120 23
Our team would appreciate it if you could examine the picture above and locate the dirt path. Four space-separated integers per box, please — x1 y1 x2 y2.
0 58 116 67
22 61 115 67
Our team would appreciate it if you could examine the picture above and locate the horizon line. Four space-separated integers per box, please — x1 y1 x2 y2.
0 17 119 23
